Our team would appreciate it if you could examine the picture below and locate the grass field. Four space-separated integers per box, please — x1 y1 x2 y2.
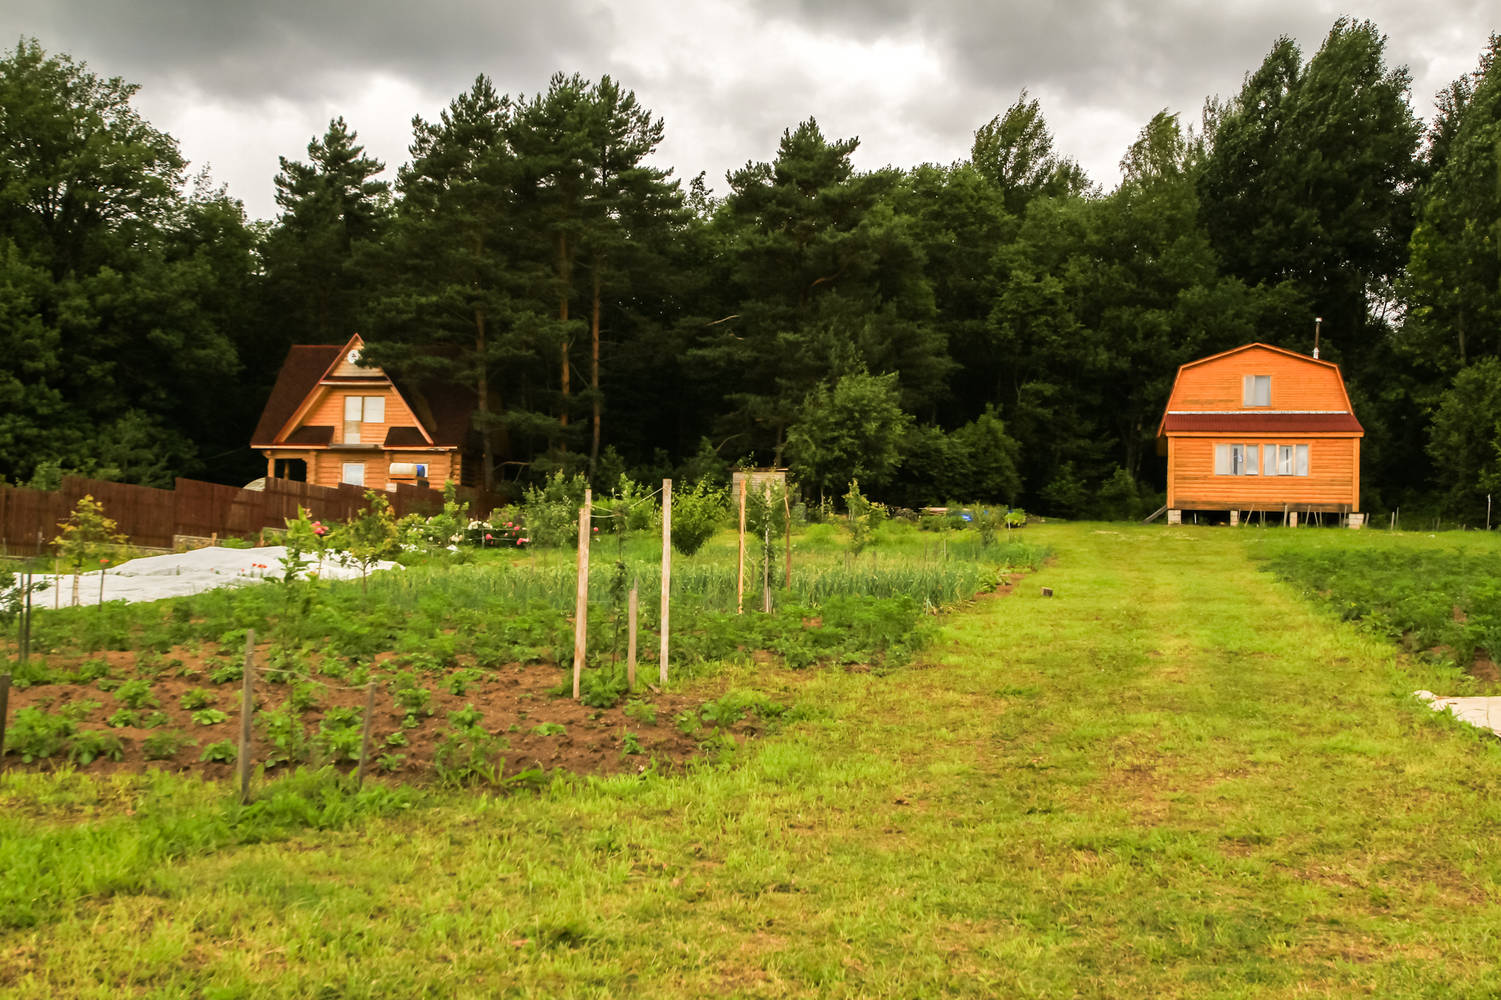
5 521 1501 997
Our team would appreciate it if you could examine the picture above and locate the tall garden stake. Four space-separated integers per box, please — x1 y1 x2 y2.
627 581 638 690
572 488 591 700
356 681 376 787
737 478 747 614
660 479 671 685
238 629 255 804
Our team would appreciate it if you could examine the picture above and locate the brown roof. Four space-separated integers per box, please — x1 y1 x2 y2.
284 425 334 446
382 426 431 447
1160 412 1363 435
252 342 475 450
251 345 342 446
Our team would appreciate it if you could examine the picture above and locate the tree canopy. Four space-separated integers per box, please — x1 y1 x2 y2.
2 26 1499 522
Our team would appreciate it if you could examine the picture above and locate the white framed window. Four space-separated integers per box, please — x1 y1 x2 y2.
1242 375 1271 407
342 395 386 443
341 462 365 486
1214 444 1259 475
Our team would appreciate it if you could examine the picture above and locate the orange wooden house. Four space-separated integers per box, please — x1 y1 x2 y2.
1156 343 1364 524
251 334 473 490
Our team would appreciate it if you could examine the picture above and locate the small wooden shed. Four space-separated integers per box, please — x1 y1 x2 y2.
1156 343 1363 523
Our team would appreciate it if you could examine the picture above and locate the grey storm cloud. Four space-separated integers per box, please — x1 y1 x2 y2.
2 0 1495 219
4 0 618 102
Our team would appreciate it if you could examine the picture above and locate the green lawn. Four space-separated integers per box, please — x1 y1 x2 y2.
5 522 1501 998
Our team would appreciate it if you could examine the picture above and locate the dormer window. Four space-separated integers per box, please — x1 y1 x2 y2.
1242 374 1271 407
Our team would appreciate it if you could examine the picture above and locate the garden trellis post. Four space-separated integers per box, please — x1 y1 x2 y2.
660 480 671 685
573 489 592 700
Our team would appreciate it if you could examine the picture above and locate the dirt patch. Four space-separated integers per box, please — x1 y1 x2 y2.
1467 652 1501 684
1 642 762 783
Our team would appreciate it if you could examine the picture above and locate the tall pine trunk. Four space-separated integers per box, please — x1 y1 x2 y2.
475 307 494 492
589 259 603 480
558 233 571 436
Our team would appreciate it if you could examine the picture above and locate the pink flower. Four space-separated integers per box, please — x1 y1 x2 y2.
312 520 327 535
485 533 493 540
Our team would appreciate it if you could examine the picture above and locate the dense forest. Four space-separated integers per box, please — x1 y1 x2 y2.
2 21 1499 521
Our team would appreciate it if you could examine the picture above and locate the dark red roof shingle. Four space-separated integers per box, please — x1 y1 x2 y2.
1160 412 1363 435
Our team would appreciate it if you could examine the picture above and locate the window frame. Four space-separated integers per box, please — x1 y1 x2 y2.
1242 374 1271 407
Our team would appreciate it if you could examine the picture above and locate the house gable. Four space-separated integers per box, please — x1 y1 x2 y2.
1157 343 1361 439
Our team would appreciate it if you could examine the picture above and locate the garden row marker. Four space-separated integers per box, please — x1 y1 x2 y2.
238 629 255 804
0 672 10 761
356 681 376 787
627 581 638 690
660 479 671 685
572 488 592 701
737 478 747 614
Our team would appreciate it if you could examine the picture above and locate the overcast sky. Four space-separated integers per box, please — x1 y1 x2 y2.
3 1 1495 221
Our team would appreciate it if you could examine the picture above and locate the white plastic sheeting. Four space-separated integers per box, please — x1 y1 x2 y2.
31 546 399 607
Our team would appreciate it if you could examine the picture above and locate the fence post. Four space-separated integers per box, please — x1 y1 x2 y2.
627 582 638 691
660 479 671 686
572 489 592 701
356 681 376 787
238 629 255 805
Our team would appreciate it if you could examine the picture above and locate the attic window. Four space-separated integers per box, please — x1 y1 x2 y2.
342 395 386 443
1242 375 1271 407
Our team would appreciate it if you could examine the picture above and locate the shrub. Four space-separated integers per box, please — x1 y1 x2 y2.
521 472 589 548
113 678 158 710
670 479 728 557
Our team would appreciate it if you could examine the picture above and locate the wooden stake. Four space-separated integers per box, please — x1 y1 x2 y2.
783 489 792 589
737 478 747 614
0 672 11 761
356 681 376 787
572 488 592 700
627 582 638 690
238 629 255 805
763 520 771 613
660 480 671 686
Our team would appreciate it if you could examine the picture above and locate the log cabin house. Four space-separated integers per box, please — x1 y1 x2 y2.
1156 343 1363 525
251 334 474 491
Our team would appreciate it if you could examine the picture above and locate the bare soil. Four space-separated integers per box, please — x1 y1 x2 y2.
1 641 765 783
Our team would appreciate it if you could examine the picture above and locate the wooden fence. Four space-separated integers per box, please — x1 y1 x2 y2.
0 476 502 556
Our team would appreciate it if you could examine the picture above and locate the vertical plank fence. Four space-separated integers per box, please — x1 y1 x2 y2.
0 475 502 556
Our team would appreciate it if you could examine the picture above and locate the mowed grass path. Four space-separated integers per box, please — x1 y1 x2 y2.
6 523 1501 998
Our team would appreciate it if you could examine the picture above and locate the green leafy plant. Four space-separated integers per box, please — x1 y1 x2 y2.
520 471 589 548
532 721 566 736
142 730 194 761
384 731 409 748
199 740 238 763
113 678 159 710
139 710 170 729
6 708 76 762
329 491 401 593
208 661 243 685
843 479 878 555
622 699 656 726
191 708 229 726
58 699 102 722
620 731 644 755
106 708 141 728
433 722 504 786
179 687 215 710
376 753 406 773
68 730 124 765
391 671 433 720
